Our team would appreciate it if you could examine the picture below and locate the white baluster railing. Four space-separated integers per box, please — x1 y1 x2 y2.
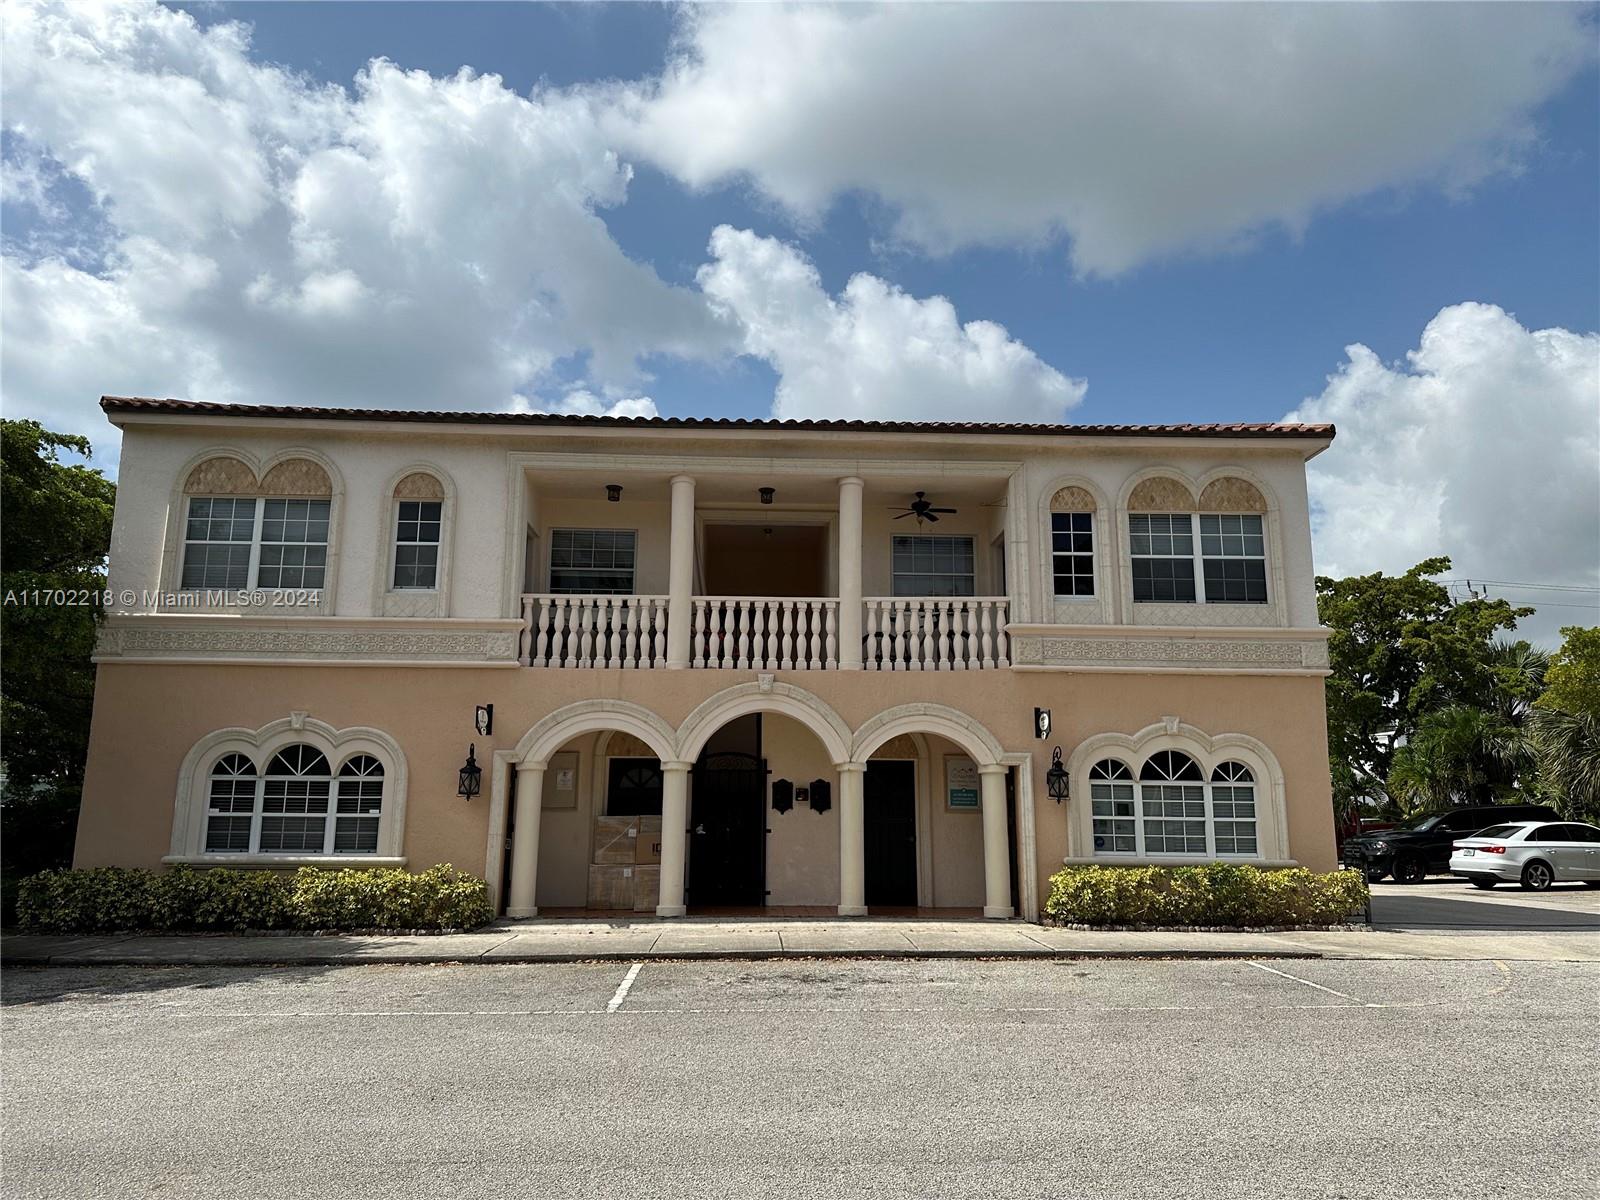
520 595 669 668
690 598 841 669
861 598 1010 671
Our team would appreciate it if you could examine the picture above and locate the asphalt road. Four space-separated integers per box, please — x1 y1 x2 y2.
1370 877 1600 931
4 958 1597 1199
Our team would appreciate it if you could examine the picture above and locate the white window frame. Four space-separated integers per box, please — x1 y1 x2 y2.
1088 759 1136 853
890 534 977 598
1085 752 1263 860
391 499 444 592
181 494 330 593
202 746 387 857
1050 511 1096 598
1128 512 1269 606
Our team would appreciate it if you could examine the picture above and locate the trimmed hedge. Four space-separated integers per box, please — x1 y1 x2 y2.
14 864 492 934
1044 863 1369 929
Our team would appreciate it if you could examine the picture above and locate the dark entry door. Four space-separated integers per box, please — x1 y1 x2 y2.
865 761 918 907
690 752 767 906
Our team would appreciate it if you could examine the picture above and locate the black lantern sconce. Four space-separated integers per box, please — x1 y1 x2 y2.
758 487 775 505
458 744 483 799
606 483 623 503
1045 745 1069 804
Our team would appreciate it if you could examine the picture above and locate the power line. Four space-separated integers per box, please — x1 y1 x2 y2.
1440 578 1599 594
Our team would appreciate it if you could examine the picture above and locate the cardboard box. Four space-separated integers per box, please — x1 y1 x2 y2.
632 866 660 912
593 816 638 864
587 864 635 910
635 815 662 864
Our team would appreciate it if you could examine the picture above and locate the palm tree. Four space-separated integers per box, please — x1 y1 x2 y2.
1530 706 1600 822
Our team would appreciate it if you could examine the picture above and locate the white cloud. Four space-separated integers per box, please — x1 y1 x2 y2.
615 4 1594 276
1287 303 1600 645
697 226 1083 424
0 0 731 458
511 389 660 420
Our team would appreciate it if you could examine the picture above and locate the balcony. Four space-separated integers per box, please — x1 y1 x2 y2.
518 594 1010 670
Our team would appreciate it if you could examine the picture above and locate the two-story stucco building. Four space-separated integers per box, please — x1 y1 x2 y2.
77 396 1338 921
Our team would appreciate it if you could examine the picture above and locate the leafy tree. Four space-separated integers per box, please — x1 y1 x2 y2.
1317 557 1530 817
1529 626 1600 821
1536 625 1600 718
1 420 117 898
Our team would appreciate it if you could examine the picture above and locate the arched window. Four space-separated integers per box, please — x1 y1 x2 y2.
1210 761 1258 855
335 756 385 853
261 745 333 853
180 456 333 593
205 754 257 853
1089 759 1135 853
391 472 446 591
1138 751 1206 854
1049 485 1097 598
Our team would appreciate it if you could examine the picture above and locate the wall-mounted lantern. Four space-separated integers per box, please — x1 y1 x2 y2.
474 704 494 737
458 744 483 799
1045 745 1069 804
605 483 622 503
758 487 775 505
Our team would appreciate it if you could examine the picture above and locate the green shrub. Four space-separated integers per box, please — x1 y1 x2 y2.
14 864 491 934
1044 863 1368 928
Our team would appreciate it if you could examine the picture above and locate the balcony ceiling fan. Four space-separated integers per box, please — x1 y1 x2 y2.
891 491 958 525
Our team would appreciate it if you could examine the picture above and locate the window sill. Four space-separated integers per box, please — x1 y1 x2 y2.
1064 856 1297 868
163 855 407 868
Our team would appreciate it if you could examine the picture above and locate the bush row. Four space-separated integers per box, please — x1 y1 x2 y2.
14 864 493 933
1044 863 1369 928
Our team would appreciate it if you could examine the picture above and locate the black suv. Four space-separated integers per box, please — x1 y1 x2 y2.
1341 804 1561 883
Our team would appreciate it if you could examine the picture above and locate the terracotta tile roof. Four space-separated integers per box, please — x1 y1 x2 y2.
99 396 1334 440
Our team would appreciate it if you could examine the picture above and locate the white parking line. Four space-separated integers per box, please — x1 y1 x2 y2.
1248 960 1376 1006
606 962 643 1013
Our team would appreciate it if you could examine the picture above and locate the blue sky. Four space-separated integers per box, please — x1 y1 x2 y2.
2 2 1596 636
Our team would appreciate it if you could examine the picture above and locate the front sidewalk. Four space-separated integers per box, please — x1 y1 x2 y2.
5 917 1597 966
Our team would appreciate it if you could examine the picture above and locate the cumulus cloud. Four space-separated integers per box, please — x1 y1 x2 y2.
697 226 1083 423
615 4 1595 275
0 0 731 456
1287 303 1600 645
511 389 660 420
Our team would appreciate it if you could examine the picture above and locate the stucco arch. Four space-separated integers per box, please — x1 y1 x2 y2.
514 699 678 768
1195 464 1278 515
677 681 852 765
851 702 1006 768
170 714 409 860
1065 720 1288 860
1120 466 1199 513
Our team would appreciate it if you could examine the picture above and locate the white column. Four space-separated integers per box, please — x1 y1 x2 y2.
837 476 864 670
979 764 1013 919
838 762 867 916
666 474 696 669
506 763 546 919
656 760 692 917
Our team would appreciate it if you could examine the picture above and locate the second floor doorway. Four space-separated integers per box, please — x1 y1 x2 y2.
702 523 829 597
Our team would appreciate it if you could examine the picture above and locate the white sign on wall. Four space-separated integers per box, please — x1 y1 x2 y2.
945 755 980 811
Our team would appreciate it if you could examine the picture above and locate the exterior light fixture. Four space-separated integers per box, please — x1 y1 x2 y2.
1034 707 1052 739
605 483 622 503
758 487 775 505
1045 746 1069 804
474 704 494 737
458 744 483 799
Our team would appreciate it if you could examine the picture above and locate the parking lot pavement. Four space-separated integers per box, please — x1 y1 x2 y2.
4 958 1596 1200
1370 876 1600 931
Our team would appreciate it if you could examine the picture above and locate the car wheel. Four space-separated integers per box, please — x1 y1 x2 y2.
1469 878 1497 889
1520 861 1555 891
1393 857 1426 884
1364 867 1387 884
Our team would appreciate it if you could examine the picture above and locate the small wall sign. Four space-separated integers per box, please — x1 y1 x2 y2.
945 755 980 810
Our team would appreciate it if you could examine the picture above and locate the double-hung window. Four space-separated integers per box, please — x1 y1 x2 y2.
549 529 636 594
1089 759 1136 853
182 496 330 591
393 500 443 590
1090 752 1262 859
1051 512 1095 597
1129 512 1267 604
891 535 975 597
1138 751 1207 854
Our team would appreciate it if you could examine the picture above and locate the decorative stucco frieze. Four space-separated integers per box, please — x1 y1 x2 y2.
95 620 521 665
1009 633 1327 672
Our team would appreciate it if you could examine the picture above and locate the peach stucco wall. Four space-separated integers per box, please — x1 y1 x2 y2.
76 661 1337 910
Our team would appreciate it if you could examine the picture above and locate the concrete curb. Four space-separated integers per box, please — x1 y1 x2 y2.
1 947 1327 967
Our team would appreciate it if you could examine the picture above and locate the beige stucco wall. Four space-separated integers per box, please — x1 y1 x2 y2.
76 661 1337 914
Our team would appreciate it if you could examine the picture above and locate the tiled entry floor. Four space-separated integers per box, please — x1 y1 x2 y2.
536 906 986 920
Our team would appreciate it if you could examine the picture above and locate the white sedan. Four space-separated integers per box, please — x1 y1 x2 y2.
1449 820 1600 890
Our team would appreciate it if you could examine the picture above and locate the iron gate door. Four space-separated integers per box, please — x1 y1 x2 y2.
690 752 768 906
865 761 918 906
